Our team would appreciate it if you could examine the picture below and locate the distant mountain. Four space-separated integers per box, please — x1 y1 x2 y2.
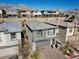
65 9 79 14
0 4 30 11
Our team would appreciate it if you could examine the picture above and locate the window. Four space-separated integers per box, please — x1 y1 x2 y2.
38 30 42 37
69 28 73 33
48 29 55 35
11 33 16 40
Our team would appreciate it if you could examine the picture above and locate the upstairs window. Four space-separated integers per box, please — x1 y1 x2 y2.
38 30 42 37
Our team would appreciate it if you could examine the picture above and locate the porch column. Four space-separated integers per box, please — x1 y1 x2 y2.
32 42 36 51
50 39 52 45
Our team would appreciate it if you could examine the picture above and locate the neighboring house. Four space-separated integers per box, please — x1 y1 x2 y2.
46 19 79 44
42 11 52 17
52 9 65 17
0 22 22 58
52 11 59 16
26 20 58 51
31 11 42 17
6 8 18 18
0 9 6 18
52 11 64 17
21 10 31 17
0 9 2 17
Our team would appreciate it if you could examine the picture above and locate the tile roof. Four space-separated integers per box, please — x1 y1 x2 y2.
0 26 7 32
46 19 79 28
6 9 18 15
0 22 21 33
26 20 56 31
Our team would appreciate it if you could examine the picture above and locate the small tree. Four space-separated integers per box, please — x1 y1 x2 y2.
59 42 73 55
31 49 39 59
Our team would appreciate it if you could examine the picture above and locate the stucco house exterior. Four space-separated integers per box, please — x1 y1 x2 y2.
0 9 6 18
46 19 79 44
21 10 31 17
31 11 42 17
41 10 52 17
6 8 18 18
0 9 2 17
26 20 58 51
52 11 59 16
0 22 22 58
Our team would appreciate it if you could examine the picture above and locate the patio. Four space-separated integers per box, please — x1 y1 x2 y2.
39 46 67 59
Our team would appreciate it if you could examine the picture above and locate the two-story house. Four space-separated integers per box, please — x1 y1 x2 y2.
31 11 42 17
41 10 52 17
52 11 59 17
26 20 58 51
21 10 31 17
0 22 21 58
46 19 79 44
6 8 18 18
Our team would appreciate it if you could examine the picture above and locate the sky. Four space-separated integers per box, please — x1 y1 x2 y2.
0 0 79 10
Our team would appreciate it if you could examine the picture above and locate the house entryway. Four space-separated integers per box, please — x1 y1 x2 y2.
50 39 61 49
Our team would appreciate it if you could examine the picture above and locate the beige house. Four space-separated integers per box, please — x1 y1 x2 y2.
31 10 42 17
6 8 18 18
46 19 79 44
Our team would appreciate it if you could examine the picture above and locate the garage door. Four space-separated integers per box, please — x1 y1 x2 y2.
36 40 50 48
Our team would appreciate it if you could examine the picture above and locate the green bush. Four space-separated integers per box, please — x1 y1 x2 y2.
59 43 73 56
31 49 39 59
68 48 73 54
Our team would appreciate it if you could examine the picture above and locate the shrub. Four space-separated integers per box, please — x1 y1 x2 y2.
31 49 39 59
68 48 73 54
